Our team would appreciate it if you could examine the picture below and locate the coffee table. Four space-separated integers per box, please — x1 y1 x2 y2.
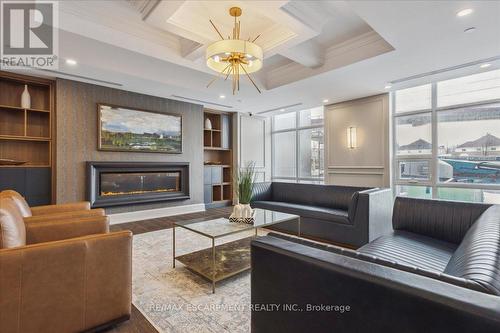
172 208 300 293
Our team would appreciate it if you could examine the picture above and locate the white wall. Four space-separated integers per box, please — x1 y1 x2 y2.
324 94 390 187
237 114 272 183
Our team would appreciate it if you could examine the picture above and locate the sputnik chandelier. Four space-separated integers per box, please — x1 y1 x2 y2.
206 7 263 95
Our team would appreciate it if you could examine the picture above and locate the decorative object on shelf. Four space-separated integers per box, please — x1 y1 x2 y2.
21 84 31 109
0 158 28 166
98 104 182 153
204 117 212 130
230 161 256 224
347 126 357 149
206 7 263 95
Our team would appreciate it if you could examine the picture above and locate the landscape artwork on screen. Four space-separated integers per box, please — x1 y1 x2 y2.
98 104 182 153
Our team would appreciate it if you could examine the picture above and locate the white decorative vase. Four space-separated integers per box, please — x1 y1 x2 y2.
232 204 243 218
241 204 253 218
21 84 31 109
204 118 212 130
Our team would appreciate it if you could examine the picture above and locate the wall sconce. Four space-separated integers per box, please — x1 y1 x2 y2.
347 126 357 149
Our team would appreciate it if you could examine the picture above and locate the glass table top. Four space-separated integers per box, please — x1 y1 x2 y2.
174 208 299 239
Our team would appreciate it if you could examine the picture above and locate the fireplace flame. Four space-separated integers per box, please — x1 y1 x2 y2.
101 189 178 196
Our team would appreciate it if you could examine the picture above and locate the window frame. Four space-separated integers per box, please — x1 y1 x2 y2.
271 108 325 183
392 80 500 199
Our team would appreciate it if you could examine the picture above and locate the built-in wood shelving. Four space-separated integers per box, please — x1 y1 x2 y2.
0 71 55 204
203 109 234 207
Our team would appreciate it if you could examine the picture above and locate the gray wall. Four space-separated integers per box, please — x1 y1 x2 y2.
324 93 390 187
55 79 204 213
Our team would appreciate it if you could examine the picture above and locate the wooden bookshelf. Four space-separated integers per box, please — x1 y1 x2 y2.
0 71 55 204
203 109 234 207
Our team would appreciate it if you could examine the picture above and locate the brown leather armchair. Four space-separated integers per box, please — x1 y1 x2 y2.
0 196 132 333
0 190 105 221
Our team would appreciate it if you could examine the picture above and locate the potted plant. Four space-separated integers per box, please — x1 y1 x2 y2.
233 161 256 219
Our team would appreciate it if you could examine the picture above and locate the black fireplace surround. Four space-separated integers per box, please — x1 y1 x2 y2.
87 162 190 208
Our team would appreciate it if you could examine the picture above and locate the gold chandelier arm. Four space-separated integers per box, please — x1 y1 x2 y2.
232 65 236 95
225 66 233 81
252 34 261 43
206 63 231 88
239 64 261 93
209 20 225 40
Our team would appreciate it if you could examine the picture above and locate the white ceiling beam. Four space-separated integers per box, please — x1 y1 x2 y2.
279 39 324 68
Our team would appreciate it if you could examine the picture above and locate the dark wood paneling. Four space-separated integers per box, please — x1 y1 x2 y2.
55 79 204 214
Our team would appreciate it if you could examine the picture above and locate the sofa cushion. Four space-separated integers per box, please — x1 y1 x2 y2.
266 232 486 294
392 197 490 244
252 200 350 224
270 182 370 210
0 197 26 248
0 190 32 217
358 231 458 273
444 205 500 295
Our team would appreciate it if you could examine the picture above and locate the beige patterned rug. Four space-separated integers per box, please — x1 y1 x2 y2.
132 227 260 333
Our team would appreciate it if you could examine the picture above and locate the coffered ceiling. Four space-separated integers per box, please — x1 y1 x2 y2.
11 1 500 113
57 0 392 88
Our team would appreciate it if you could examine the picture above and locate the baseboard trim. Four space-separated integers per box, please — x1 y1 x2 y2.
109 203 206 225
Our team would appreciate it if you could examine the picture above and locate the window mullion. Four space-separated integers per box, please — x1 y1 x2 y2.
295 111 300 182
431 82 438 198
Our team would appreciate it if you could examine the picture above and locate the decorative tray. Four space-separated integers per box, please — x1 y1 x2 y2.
229 210 256 225
0 159 28 165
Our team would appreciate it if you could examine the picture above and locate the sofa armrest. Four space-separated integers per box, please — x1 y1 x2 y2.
24 208 105 223
0 231 132 333
251 182 273 202
25 215 109 244
365 188 393 241
251 236 500 333
348 188 393 246
30 201 91 215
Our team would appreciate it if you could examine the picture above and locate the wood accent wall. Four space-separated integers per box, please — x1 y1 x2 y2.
55 79 204 213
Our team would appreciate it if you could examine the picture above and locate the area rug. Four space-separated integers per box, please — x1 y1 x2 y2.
132 226 261 333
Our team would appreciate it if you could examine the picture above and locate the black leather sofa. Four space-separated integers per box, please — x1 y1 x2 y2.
251 182 393 248
251 197 500 332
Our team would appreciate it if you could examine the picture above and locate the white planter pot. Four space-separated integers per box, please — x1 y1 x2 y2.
241 204 253 218
232 204 243 218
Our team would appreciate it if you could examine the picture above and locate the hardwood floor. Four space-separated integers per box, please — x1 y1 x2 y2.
110 206 232 235
102 206 233 333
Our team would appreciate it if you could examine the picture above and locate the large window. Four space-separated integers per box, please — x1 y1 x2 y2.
272 107 324 183
393 69 500 204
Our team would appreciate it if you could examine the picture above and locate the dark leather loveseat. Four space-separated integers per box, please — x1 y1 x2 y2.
251 197 500 332
251 182 393 247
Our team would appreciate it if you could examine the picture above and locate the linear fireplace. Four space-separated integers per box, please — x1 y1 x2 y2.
87 162 190 207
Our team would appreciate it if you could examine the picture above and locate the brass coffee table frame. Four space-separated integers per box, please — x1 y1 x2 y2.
172 210 300 293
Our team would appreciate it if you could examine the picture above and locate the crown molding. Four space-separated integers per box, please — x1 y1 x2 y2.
266 31 394 89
